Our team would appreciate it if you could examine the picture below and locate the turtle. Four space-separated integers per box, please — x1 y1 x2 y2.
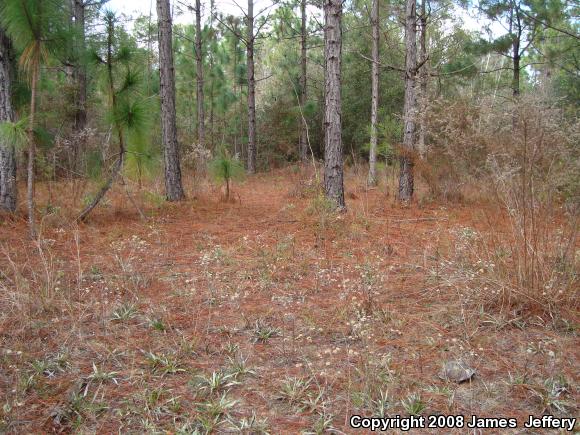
439 360 476 383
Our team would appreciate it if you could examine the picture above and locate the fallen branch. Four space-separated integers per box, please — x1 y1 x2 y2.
391 217 449 223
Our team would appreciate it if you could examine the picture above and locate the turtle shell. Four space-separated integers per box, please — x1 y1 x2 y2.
439 360 476 383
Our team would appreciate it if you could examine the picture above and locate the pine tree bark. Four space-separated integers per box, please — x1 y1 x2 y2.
70 0 88 174
233 35 239 156
367 0 379 186
0 28 16 213
209 54 215 147
246 0 257 173
398 0 417 202
512 37 520 97
195 0 205 147
510 3 521 98
157 0 185 201
417 0 427 158
207 0 216 146
298 0 308 162
73 0 87 133
27 67 38 237
323 0 345 210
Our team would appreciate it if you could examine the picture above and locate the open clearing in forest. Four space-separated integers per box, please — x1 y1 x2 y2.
0 168 578 433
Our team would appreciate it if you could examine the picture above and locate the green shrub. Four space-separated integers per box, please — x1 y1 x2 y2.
209 147 245 201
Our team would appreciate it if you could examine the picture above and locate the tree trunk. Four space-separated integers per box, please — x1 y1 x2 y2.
398 0 417 202
510 3 521 98
512 41 520 97
323 0 345 210
195 0 205 147
147 1 154 94
417 0 428 158
233 37 239 157
27 66 38 237
367 0 379 186
246 0 257 174
210 62 214 147
208 0 216 147
0 28 16 213
70 0 88 174
298 0 308 162
73 0 87 134
157 0 185 201
240 75 245 160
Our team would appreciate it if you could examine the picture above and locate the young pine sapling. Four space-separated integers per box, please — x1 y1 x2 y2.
209 147 244 201
77 11 150 221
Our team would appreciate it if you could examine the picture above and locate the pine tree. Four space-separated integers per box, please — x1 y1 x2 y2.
0 27 17 213
1 0 68 237
476 0 567 98
78 11 150 220
157 0 185 201
323 0 345 210
195 0 206 148
298 0 308 163
417 0 428 158
367 0 379 186
398 0 417 202
246 0 256 173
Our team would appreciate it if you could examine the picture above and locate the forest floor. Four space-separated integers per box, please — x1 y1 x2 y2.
0 167 578 434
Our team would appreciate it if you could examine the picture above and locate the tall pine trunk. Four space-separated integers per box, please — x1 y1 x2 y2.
73 0 87 133
27 63 38 237
246 0 256 173
398 0 417 202
157 0 185 201
195 0 205 147
323 0 345 210
417 0 427 158
209 54 214 147
239 72 245 160
367 0 379 186
509 4 521 98
298 0 308 162
70 0 87 174
0 28 16 213
512 38 520 97
233 36 239 156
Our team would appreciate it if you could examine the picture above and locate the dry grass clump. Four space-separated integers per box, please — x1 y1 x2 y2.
432 96 578 319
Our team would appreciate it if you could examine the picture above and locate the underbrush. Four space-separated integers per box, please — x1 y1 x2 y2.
0 119 578 431
430 96 578 319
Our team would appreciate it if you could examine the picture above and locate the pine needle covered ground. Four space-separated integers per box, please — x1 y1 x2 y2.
0 168 577 433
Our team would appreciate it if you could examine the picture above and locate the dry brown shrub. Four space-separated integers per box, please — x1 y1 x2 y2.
287 163 323 199
422 96 490 201
434 95 579 318
415 156 464 202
